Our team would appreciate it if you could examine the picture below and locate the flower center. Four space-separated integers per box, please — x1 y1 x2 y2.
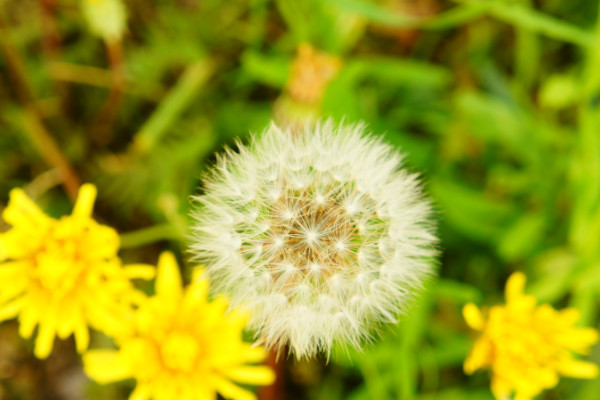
30 217 118 297
161 331 200 373
33 220 87 295
239 177 386 299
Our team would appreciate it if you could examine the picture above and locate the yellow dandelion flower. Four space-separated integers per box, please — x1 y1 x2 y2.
83 252 275 400
0 184 153 359
463 272 599 400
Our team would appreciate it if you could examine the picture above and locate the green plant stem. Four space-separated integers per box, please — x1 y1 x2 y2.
335 0 596 48
90 39 127 145
48 62 165 100
0 13 81 200
333 0 488 30
514 0 539 90
39 0 70 111
570 2 600 259
131 60 213 154
453 0 596 47
258 350 285 400
20 107 81 200
119 224 182 249
360 357 391 400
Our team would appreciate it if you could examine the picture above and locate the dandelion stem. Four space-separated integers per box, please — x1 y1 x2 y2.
259 350 285 400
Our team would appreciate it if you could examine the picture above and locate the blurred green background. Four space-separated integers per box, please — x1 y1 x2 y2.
1 0 600 399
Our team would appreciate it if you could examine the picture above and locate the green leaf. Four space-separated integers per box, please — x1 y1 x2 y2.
241 51 291 88
434 279 483 304
132 60 213 154
456 0 596 47
419 336 472 369
497 213 546 262
539 74 579 109
430 178 517 243
332 0 489 30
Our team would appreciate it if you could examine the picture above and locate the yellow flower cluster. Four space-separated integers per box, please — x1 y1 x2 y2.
1 184 273 400
0 184 153 358
84 252 275 400
463 272 599 400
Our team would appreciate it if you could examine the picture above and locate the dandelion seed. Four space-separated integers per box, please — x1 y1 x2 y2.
0 184 153 358
192 120 436 358
463 272 599 400
84 252 275 400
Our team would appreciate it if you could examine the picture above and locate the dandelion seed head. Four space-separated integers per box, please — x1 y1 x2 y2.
192 120 436 358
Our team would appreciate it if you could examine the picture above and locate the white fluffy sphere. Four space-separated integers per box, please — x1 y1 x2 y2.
191 121 436 358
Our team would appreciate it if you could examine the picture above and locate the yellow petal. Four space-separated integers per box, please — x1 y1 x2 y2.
84 350 132 383
182 278 209 312
200 296 231 329
0 235 11 261
556 359 599 378
491 377 514 400
0 261 22 281
123 264 156 280
557 307 581 325
239 346 269 363
155 251 182 302
191 267 207 282
72 184 97 219
56 302 76 339
224 366 275 385
505 272 527 303
191 386 215 400
85 297 131 337
73 316 90 353
19 305 40 338
3 189 51 227
34 318 57 359
213 376 257 400
463 303 485 331
129 385 152 400
0 297 25 322
0 263 26 302
557 328 599 352
464 338 491 374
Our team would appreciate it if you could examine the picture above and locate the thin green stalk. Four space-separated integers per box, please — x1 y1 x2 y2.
514 0 539 90
20 107 81 199
131 60 213 154
0 9 81 200
332 0 489 30
335 0 595 48
569 2 600 259
454 0 596 48
360 357 391 400
119 224 182 248
90 38 127 145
